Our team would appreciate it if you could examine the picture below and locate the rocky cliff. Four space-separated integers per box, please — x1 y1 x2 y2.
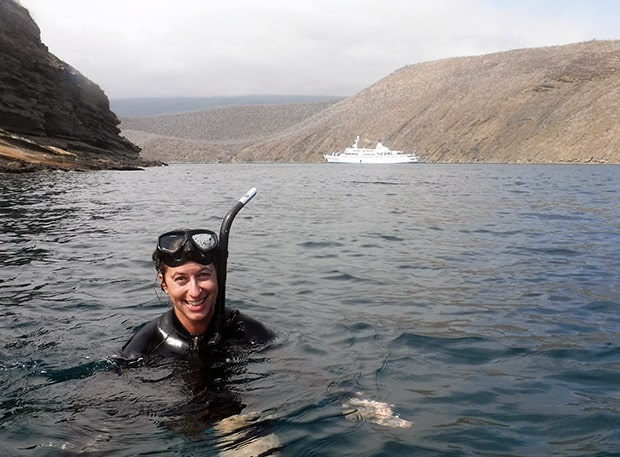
124 40 620 165
0 0 151 172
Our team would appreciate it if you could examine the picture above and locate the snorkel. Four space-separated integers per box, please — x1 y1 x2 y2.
207 187 257 346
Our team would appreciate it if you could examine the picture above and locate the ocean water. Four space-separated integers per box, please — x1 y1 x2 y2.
1 163 619 456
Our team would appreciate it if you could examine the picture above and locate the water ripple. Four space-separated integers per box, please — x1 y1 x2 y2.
1 164 619 456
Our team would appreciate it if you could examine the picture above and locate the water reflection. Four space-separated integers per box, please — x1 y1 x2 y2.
30 342 281 455
1 174 74 269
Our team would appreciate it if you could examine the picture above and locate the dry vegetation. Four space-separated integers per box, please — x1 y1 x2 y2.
122 41 620 164
121 101 338 162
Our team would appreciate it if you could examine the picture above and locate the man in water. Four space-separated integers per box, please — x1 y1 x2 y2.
116 228 407 457
116 229 280 457
119 229 275 362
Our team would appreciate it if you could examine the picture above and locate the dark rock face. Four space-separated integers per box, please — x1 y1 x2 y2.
0 0 153 172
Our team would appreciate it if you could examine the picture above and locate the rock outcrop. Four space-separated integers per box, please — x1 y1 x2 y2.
0 0 152 172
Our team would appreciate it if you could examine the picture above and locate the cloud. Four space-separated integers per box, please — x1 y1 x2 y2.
20 0 620 99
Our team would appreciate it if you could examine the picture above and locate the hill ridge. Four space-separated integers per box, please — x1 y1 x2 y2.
112 95 343 117
122 40 620 164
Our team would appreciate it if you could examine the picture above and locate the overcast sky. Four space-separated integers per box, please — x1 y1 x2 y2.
19 0 620 100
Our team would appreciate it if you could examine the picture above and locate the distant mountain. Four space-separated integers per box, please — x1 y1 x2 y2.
123 40 620 165
111 95 343 117
120 100 339 163
4 0 618 170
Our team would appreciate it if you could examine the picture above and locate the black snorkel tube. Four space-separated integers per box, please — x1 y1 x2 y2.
208 187 257 346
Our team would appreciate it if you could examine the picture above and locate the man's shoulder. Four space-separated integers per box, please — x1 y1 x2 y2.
117 311 170 361
226 309 276 346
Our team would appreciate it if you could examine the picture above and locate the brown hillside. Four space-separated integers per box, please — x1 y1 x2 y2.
120 101 337 163
236 40 620 163
123 40 620 164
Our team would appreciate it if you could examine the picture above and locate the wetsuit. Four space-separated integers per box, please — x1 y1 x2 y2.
118 308 275 363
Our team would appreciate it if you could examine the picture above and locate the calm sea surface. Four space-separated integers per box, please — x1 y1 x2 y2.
1 163 619 456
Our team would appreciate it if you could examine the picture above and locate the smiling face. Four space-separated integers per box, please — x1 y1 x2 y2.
159 261 218 335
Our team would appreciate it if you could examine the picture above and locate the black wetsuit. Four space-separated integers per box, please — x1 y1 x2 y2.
119 308 275 363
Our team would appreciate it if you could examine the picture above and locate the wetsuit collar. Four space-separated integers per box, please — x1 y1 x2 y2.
169 309 218 347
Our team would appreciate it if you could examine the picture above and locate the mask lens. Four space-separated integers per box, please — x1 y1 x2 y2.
158 232 186 253
191 232 217 251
